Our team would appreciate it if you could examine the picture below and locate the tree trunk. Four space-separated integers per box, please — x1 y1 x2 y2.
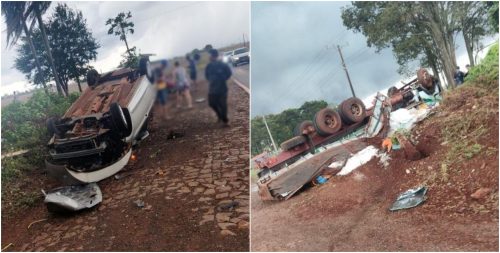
35 8 67 97
76 76 82 92
463 32 475 67
121 27 132 58
22 20 48 94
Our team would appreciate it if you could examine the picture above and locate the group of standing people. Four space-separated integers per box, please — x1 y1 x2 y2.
153 48 232 127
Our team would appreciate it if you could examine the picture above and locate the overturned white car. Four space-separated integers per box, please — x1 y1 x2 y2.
45 57 157 185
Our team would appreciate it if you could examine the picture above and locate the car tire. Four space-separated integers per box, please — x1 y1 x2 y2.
280 136 306 151
338 97 366 125
110 103 130 136
139 57 154 83
294 120 315 136
313 108 342 136
46 117 62 137
87 69 100 87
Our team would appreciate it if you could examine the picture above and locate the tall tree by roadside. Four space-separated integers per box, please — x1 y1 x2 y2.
455 1 493 67
14 3 100 94
106 11 135 58
1 1 48 92
341 1 494 89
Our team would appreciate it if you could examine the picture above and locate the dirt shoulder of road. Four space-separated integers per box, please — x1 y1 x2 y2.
1 79 249 251
251 82 499 251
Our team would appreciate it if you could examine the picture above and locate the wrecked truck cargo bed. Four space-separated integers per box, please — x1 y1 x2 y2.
258 139 369 200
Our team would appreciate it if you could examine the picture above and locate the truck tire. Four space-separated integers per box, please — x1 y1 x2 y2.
139 57 154 83
338 97 366 125
87 69 100 87
280 136 306 151
110 103 129 136
294 120 315 136
313 108 342 136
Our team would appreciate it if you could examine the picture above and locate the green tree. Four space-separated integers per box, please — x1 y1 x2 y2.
119 46 139 68
251 100 328 156
106 11 135 58
14 3 100 94
342 1 492 89
1 1 63 94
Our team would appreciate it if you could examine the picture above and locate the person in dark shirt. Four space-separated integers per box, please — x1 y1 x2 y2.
205 49 232 126
454 66 465 86
186 55 198 91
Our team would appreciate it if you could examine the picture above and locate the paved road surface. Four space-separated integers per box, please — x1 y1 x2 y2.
1 78 250 251
232 64 249 88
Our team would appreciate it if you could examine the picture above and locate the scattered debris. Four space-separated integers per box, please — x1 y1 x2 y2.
2 243 13 251
43 183 102 213
336 146 379 176
133 199 145 208
27 218 48 229
396 134 422 161
114 171 134 180
167 130 185 140
389 186 427 211
471 188 492 200
195 98 206 103
377 152 391 168
217 201 239 211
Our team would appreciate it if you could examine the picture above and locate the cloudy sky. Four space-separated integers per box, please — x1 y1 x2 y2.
251 1 497 116
1 1 249 96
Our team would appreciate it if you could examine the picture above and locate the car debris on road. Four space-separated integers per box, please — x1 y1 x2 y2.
389 186 428 211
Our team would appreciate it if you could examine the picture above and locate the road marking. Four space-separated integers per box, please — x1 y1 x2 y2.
232 78 249 94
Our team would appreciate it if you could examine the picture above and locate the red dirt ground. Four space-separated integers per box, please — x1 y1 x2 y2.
251 84 499 251
1 78 249 251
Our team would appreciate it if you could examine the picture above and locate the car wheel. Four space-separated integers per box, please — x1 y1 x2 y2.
110 103 129 136
338 97 366 125
280 136 306 151
294 120 315 136
86 69 100 87
46 117 62 137
313 108 342 136
139 57 154 83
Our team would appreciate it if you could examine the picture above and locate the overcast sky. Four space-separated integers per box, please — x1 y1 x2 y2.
1 1 249 96
250 1 497 117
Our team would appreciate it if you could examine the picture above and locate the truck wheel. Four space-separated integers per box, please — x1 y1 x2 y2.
46 117 62 137
280 136 306 151
139 57 154 83
338 97 366 125
87 69 100 87
110 103 129 135
294 120 315 136
313 108 342 136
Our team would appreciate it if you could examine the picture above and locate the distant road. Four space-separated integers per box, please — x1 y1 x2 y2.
232 64 249 88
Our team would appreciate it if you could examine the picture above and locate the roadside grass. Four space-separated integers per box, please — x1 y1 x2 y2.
421 42 498 186
1 91 79 214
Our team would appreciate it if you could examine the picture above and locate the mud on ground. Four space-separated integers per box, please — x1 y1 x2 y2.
251 84 498 251
1 79 249 251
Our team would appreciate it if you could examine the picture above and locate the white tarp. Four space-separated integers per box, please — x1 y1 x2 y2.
388 107 432 135
334 145 379 176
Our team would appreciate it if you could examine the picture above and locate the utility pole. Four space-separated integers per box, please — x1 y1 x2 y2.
242 33 246 47
262 115 278 152
337 45 356 98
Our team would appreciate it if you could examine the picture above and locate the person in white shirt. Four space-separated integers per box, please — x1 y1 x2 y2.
173 61 193 109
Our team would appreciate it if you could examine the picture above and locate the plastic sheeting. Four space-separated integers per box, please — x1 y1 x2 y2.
335 146 379 176
388 107 432 135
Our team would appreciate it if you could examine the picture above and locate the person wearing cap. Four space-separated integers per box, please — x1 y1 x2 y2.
205 49 232 126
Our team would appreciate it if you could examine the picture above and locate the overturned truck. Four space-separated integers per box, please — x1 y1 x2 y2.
254 68 442 200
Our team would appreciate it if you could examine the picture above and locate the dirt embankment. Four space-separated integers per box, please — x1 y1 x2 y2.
251 82 498 251
2 79 250 251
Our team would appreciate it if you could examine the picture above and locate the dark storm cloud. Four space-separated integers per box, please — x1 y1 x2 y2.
251 1 407 117
1 1 249 95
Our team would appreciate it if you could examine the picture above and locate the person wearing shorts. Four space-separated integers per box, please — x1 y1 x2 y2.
187 55 198 90
155 62 171 120
174 61 193 109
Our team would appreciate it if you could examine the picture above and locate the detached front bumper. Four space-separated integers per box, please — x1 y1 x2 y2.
46 149 132 185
